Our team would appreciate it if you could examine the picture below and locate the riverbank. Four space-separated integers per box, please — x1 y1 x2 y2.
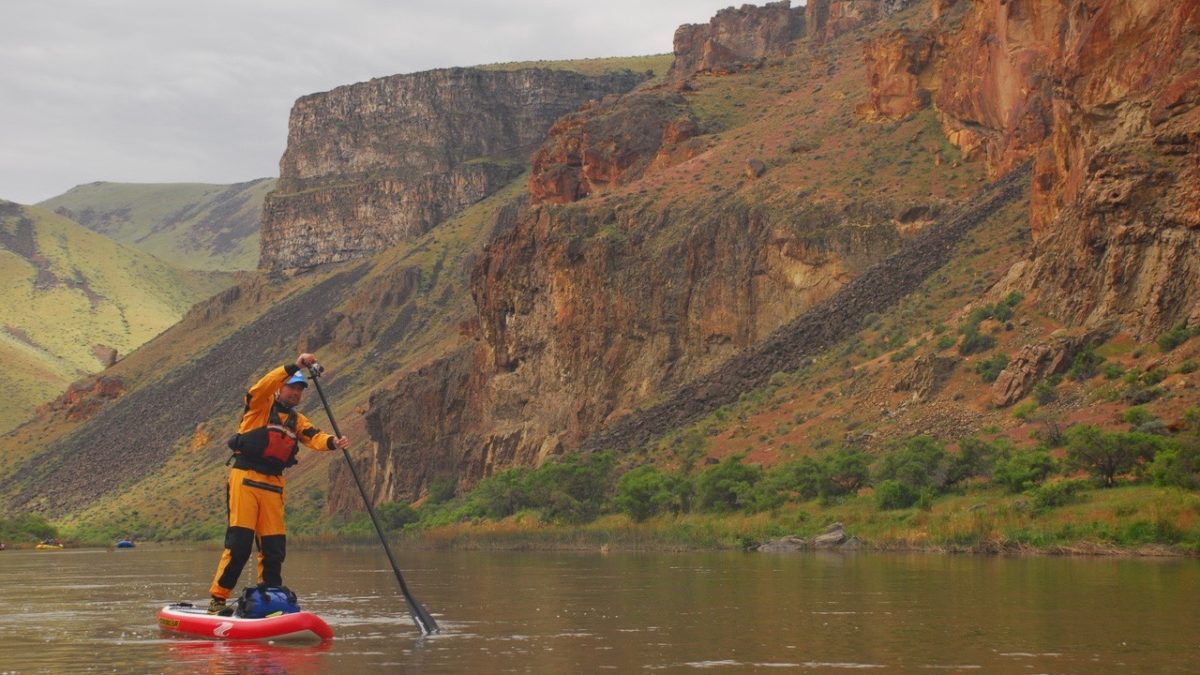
290 483 1199 558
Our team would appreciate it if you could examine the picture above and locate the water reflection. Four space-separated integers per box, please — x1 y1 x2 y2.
160 640 333 675
0 547 1196 672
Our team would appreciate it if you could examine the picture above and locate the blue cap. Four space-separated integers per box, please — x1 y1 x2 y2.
285 371 308 388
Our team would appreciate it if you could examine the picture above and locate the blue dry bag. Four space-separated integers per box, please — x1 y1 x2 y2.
237 585 301 618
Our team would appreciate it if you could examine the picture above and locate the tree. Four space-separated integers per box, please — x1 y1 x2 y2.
822 447 871 496
1065 425 1161 487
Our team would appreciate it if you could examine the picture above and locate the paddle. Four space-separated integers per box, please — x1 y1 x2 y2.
306 364 440 635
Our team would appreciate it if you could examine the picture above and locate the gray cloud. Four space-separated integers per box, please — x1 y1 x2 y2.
0 0 738 204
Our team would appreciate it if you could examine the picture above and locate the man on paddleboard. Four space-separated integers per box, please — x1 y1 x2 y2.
207 352 349 614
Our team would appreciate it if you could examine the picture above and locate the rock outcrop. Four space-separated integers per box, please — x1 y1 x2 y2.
857 0 1200 339
529 91 702 204
260 68 646 269
669 1 806 79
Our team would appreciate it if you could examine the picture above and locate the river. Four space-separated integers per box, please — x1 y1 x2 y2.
0 546 1196 672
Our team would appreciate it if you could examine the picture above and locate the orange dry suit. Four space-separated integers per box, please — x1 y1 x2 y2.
209 365 335 600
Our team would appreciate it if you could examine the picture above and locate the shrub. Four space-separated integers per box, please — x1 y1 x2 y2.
427 476 457 504
1068 348 1104 381
936 334 956 351
1102 363 1125 380
875 436 948 491
1028 479 1087 510
947 436 1006 486
1012 400 1039 420
876 479 919 510
1179 361 1199 374
470 468 532 519
0 513 58 543
377 501 419 530
696 454 762 512
993 447 1056 492
1032 380 1058 405
1123 406 1157 428
753 457 825 507
614 465 682 522
525 452 618 523
1148 436 1200 489
1157 323 1196 352
975 353 1009 382
1143 368 1169 386
958 330 996 356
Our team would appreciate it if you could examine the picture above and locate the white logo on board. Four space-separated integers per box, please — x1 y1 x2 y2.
213 622 234 637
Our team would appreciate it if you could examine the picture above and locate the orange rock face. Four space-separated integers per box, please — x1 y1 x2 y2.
529 92 700 204
670 1 805 79
861 30 934 120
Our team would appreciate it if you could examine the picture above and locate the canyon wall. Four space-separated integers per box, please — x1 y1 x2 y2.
260 67 646 269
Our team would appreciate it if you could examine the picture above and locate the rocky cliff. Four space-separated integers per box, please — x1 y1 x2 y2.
859 0 1200 338
260 68 647 269
356 0 1200 504
669 1 805 78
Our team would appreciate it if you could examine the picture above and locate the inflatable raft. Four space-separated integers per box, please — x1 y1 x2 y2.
157 604 333 642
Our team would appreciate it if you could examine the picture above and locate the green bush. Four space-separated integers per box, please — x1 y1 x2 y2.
469 468 533 519
958 330 996 356
1032 380 1058 405
696 454 762 512
1012 400 1039 420
1028 479 1087 510
1157 323 1196 352
1123 406 1156 427
1102 363 1125 380
1068 348 1104 381
377 501 419 530
947 436 1006 486
936 334 956 351
975 353 1009 382
993 447 1056 492
875 436 947 491
525 452 617 524
0 513 58 544
748 457 826 510
1148 436 1200 489
876 479 920 510
427 476 457 504
1178 361 1198 374
615 465 684 522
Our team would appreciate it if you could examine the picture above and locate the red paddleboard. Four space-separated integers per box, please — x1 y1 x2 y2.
157 604 333 642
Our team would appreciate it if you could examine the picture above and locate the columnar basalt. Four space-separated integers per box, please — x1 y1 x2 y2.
260 67 646 269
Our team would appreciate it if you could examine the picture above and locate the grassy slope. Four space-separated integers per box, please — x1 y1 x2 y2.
38 179 274 272
0 202 233 434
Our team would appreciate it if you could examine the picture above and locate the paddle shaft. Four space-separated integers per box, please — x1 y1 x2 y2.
307 366 439 635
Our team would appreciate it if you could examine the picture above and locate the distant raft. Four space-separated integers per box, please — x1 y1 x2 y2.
35 543 64 550
116 540 135 548
157 604 333 642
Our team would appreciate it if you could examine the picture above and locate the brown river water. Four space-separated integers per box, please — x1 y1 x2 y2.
0 546 1196 673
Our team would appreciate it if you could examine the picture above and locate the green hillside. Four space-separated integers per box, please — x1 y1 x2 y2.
39 179 274 272
0 200 234 433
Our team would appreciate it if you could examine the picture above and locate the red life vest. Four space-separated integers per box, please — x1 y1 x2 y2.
227 404 300 475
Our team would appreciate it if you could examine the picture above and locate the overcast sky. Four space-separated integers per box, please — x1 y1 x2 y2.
1 0 741 205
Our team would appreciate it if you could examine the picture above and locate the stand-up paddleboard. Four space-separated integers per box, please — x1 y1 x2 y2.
157 604 333 642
